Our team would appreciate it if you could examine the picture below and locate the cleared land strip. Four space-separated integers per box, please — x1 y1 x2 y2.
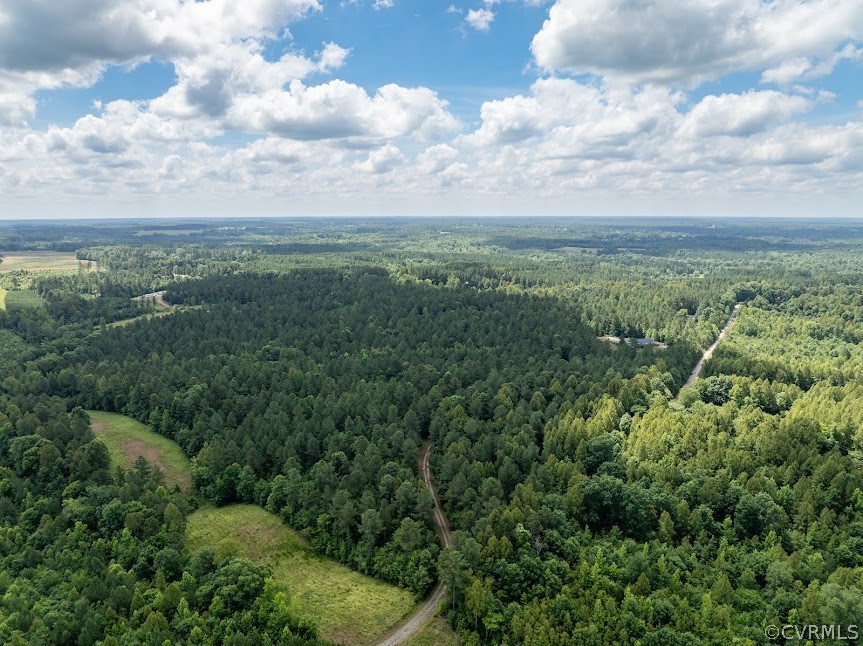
377 442 453 646
134 290 170 308
678 303 742 394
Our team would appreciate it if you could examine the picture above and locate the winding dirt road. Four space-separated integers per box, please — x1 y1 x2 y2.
377 442 451 646
384 306 744 643
678 303 741 394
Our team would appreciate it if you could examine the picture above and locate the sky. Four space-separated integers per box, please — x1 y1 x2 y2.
0 0 862 218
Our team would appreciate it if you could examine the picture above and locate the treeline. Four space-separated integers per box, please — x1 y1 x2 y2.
79 245 253 281
391 254 741 348
0 392 322 644
0 287 146 344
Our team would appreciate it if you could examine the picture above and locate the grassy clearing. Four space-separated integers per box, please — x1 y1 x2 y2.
3 289 46 309
106 304 202 329
187 505 415 646
108 308 176 328
0 286 5 310
0 251 95 273
405 617 457 646
87 411 192 491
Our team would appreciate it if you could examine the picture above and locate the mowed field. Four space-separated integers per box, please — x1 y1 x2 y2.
187 505 416 646
0 251 95 273
87 410 192 491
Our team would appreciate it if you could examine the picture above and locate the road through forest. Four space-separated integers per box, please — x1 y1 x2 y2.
377 442 452 646
379 305 742 643
678 303 742 395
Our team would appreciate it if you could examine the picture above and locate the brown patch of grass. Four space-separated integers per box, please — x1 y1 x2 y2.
89 411 192 492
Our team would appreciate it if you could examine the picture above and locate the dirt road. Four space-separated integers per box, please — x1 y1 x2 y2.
377 442 452 646
678 303 741 394
421 442 451 550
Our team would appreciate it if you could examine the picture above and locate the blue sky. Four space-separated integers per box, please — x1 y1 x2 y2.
32 2 550 127
1 0 862 218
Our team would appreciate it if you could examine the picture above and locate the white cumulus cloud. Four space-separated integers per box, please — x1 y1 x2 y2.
355 144 404 173
680 91 812 138
466 9 495 31
531 0 863 84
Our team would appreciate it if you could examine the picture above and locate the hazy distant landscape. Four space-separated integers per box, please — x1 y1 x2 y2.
1 217 862 644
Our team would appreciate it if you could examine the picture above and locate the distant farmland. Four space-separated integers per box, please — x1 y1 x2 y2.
0 251 96 273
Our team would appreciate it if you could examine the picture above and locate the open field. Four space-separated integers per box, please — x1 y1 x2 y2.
186 505 415 646
107 304 202 329
0 286 5 310
87 410 192 491
3 289 46 309
0 251 96 273
107 308 177 328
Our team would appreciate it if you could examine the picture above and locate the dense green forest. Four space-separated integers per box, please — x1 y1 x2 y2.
2 218 863 645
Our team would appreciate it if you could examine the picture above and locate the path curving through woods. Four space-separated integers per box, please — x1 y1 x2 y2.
678 303 742 396
377 442 452 646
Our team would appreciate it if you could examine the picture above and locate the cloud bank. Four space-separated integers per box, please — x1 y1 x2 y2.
0 0 861 216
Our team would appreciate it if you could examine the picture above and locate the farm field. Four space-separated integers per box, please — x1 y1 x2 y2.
87 410 192 491
186 504 416 646
0 251 95 273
